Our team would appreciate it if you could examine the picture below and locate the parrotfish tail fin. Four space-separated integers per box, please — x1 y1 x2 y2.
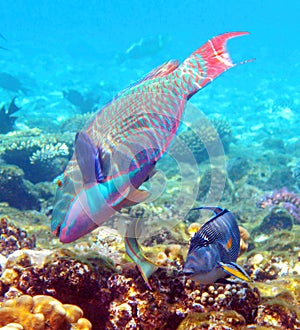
125 219 158 289
176 32 251 99
219 261 253 282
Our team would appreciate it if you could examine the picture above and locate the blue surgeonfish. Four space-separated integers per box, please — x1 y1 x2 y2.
183 206 252 284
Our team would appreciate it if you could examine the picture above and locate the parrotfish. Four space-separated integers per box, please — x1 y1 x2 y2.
52 32 251 285
183 206 252 284
117 34 170 63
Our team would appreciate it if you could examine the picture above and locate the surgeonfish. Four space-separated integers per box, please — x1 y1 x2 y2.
183 206 252 284
51 32 252 285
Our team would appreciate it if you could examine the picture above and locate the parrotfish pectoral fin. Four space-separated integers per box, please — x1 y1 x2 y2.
219 261 252 282
75 132 104 184
117 188 150 209
125 219 158 289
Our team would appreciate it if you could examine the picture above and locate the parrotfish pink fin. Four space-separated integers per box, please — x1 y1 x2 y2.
219 261 252 282
125 219 158 289
142 60 180 80
177 32 252 98
117 188 150 209
119 60 180 96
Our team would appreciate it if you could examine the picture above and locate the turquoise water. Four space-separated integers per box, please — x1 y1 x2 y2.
0 1 299 138
1 2 300 329
0 0 299 219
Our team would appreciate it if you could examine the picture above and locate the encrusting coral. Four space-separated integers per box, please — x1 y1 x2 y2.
0 218 36 257
0 212 299 329
173 118 232 164
0 294 92 330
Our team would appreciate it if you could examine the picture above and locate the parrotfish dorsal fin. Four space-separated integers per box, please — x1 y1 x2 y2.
117 60 180 97
75 132 104 185
142 60 179 80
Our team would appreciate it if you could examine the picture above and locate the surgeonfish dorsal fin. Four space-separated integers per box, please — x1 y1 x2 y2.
75 132 105 185
218 261 252 282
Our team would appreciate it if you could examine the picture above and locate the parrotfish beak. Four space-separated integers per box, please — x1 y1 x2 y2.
52 181 116 243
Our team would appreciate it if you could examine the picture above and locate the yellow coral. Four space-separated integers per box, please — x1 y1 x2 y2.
0 323 24 330
187 222 201 237
73 318 92 330
63 304 83 324
0 295 92 330
239 225 250 255
0 269 19 285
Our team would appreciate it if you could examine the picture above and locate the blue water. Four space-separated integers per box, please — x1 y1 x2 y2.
1 3 300 328
0 0 299 174
1 1 299 86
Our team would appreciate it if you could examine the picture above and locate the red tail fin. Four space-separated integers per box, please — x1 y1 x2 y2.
177 32 251 98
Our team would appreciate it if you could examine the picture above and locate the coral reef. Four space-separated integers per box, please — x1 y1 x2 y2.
257 188 300 223
292 160 300 185
0 129 73 183
0 98 21 134
0 199 300 329
0 165 40 210
0 218 36 257
177 310 246 330
244 252 300 281
252 207 294 235
0 294 92 330
227 156 250 182
255 294 300 329
174 118 232 164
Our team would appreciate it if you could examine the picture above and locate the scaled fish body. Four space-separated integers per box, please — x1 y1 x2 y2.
183 207 252 284
52 32 250 283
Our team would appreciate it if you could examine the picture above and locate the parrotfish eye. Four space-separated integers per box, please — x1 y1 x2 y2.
57 179 63 188
54 175 65 189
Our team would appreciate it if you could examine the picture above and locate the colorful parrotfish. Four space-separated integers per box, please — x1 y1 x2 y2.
52 32 251 286
183 207 252 284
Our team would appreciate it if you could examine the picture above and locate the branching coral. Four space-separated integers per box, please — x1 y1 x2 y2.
0 129 73 183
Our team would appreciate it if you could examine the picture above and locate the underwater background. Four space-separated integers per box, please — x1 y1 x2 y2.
0 1 300 329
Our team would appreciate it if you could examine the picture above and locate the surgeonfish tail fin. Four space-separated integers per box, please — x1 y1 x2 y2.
177 32 252 99
125 219 158 289
219 261 253 282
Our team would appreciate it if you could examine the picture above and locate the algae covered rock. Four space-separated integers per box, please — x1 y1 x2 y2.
177 310 246 330
255 296 300 329
252 207 294 238
0 164 39 210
